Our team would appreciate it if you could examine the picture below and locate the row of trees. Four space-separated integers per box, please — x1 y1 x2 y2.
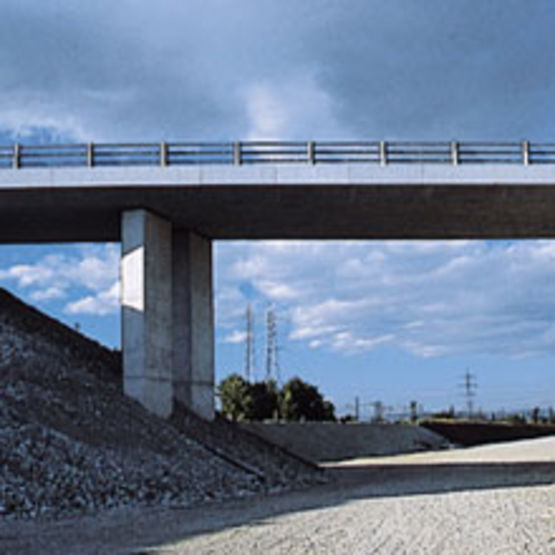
218 374 335 422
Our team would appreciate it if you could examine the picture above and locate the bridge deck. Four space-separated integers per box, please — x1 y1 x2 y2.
1 164 555 242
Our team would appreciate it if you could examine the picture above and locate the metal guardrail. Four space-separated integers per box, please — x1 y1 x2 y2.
1 140 554 169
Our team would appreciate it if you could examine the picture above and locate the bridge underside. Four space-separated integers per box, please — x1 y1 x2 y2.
2 184 555 242
2 163 555 418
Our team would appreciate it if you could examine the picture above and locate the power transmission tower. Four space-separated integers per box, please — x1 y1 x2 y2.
244 304 255 382
265 304 279 383
459 370 477 418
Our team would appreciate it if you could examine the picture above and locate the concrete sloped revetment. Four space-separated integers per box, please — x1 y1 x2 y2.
3 142 555 419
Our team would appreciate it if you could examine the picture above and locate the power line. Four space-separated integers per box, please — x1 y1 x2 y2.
459 369 478 418
244 303 255 381
265 304 280 384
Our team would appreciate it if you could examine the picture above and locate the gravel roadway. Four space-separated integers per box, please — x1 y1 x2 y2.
2 437 554 555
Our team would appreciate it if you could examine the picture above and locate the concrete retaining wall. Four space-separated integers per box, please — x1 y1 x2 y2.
240 422 449 463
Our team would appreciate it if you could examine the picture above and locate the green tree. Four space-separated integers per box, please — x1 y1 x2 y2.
279 377 335 421
218 374 252 421
247 379 279 421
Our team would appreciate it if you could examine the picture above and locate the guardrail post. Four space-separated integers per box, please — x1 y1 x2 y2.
87 143 94 167
307 141 316 164
233 141 242 165
522 140 530 166
451 141 459 166
13 143 20 169
379 141 388 165
160 142 168 167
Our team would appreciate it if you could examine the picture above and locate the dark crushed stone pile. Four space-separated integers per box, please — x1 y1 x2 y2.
0 288 324 521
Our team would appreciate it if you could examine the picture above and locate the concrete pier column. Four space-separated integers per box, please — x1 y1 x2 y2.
121 209 173 418
172 231 214 420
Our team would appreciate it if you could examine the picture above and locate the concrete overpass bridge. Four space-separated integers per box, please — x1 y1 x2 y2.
1 139 555 419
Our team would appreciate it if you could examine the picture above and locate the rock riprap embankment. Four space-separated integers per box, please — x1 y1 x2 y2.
0 288 322 520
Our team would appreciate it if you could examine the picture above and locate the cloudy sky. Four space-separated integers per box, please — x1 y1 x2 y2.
1 0 555 416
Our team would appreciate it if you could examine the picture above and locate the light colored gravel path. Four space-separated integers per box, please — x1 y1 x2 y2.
167 484 555 555
328 435 555 466
1 437 554 554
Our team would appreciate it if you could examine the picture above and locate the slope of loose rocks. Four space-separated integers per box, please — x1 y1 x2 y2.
0 288 322 521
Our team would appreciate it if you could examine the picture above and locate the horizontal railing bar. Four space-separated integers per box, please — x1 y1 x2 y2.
168 153 231 157
315 141 381 146
459 150 522 155
93 152 160 158
19 153 87 159
169 145 233 150
241 148 307 153
169 144 233 149
93 142 160 148
459 159 524 164
458 141 522 147
168 155 232 160
18 143 88 150
386 150 451 155
316 148 380 154
20 150 86 156
241 153 308 158
92 154 160 159
19 154 87 159
241 158 308 163
91 160 160 166
385 141 451 147
316 157 380 163
19 161 86 166
384 157 452 163
241 151 310 157
93 146 160 152
239 141 307 147
168 155 231 160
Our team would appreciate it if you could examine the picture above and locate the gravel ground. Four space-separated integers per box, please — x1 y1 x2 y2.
2 288 553 553
2 437 553 554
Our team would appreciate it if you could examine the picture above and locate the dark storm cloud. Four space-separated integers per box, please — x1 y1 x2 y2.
1 0 555 140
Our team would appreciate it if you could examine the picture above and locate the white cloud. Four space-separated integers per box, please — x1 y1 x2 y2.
243 74 348 139
223 330 248 344
216 239 555 358
0 244 120 316
29 286 65 301
65 281 120 316
255 280 301 301
0 262 56 287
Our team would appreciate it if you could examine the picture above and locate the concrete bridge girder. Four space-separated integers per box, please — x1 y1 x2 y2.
121 209 214 419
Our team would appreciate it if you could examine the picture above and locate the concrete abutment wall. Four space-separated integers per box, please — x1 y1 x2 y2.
121 209 214 420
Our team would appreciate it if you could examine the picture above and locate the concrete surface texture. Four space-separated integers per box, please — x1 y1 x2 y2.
240 422 450 462
121 211 215 419
2 164 555 242
2 437 553 554
172 230 214 420
122 210 174 418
